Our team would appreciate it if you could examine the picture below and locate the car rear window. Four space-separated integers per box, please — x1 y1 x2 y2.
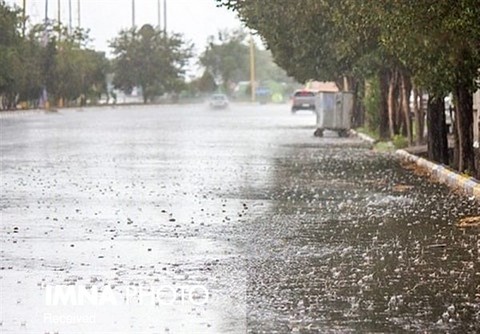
294 91 315 97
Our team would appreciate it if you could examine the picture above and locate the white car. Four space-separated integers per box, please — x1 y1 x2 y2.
209 94 229 109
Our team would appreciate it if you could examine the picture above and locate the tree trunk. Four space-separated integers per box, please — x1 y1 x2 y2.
452 104 459 170
387 69 397 138
142 84 148 104
454 84 475 175
379 69 390 140
348 77 363 128
427 96 449 164
400 72 413 145
412 86 424 145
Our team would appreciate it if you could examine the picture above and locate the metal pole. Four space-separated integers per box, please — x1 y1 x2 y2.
163 0 167 32
249 35 256 102
132 0 135 27
77 0 81 27
44 0 48 23
44 0 50 110
157 0 161 29
22 0 26 37
57 0 61 40
68 0 72 32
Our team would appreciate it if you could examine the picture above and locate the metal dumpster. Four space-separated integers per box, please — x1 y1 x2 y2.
314 92 353 137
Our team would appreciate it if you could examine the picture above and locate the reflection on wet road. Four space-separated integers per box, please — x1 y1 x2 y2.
1 104 479 333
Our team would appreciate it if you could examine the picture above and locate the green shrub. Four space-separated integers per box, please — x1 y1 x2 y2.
392 135 408 149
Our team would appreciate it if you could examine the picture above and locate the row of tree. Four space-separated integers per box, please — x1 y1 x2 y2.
1 1 294 109
218 0 480 177
0 2 108 109
197 29 293 96
0 1 192 108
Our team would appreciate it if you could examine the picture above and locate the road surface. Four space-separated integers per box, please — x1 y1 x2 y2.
1 104 479 333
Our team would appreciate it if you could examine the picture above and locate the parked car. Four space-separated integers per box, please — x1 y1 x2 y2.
291 90 317 113
209 94 229 109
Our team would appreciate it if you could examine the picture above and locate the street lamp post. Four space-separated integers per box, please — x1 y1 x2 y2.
77 0 81 27
44 0 48 23
163 0 167 32
157 0 161 29
22 0 26 36
132 0 135 27
43 0 50 110
68 0 72 32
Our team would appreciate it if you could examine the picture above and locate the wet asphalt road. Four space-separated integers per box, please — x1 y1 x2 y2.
1 104 479 333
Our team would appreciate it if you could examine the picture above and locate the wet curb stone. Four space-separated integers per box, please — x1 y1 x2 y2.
350 129 480 200
396 149 480 200
349 129 376 144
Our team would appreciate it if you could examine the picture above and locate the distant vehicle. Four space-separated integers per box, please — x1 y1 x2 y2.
256 86 271 104
291 90 317 113
209 94 229 109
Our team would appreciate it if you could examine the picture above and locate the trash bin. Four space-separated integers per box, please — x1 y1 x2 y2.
314 92 353 137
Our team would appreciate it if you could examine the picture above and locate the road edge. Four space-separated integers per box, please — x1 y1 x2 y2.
349 129 377 144
396 149 480 200
350 129 480 200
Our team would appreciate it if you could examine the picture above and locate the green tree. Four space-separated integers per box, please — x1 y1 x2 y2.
0 0 22 109
218 1 375 126
197 70 217 93
199 29 250 94
0 1 108 109
219 0 480 176
199 28 294 96
110 24 193 103
368 0 480 174
12 32 43 107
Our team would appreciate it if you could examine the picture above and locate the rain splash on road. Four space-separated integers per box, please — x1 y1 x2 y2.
1 104 479 333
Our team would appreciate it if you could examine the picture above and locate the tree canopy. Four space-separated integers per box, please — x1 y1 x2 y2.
199 28 294 95
110 24 193 103
0 1 108 108
218 0 480 176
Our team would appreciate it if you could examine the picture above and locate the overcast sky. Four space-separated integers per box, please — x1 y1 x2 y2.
8 0 244 56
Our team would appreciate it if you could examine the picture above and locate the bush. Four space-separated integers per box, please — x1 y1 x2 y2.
392 135 408 149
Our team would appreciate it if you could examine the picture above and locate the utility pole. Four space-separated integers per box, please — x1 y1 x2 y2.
44 0 48 23
57 0 61 40
249 35 256 102
132 0 135 28
157 0 161 29
44 0 50 110
77 0 81 27
163 0 167 32
68 0 72 32
22 0 26 37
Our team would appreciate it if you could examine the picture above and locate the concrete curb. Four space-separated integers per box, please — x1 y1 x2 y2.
396 149 480 199
349 129 377 144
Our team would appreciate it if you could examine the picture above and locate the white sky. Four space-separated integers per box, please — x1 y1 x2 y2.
7 0 244 56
